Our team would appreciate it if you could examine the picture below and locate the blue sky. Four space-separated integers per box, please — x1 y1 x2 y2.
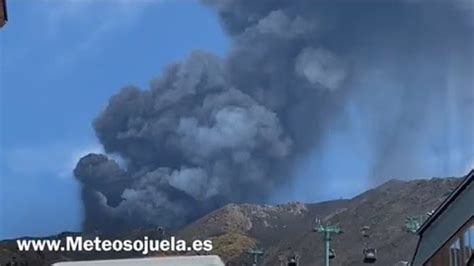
1 0 472 241
0 0 228 239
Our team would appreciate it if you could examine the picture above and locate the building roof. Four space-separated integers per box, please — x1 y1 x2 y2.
411 169 474 265
53 256 225 266
417 169 474 235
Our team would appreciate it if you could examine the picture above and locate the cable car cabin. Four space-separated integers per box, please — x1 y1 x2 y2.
287 254 298 266
329 248 336 259
363 248 377 263
0 0 6 28
288 258 297 266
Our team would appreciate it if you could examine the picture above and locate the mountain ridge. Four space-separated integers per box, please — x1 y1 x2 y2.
0 177 461 265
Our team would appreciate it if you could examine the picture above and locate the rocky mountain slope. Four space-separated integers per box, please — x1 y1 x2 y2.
178 177 460 265
0 177 461 265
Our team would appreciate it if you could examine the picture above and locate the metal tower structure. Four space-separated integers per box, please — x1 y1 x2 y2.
314 219 342 266
248 248 264 266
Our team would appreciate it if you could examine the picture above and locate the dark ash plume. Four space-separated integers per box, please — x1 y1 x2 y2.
74 0 474 232
75 51 292 231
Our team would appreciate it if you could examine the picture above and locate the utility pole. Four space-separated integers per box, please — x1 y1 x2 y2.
314 219 342 266
248 248 264 266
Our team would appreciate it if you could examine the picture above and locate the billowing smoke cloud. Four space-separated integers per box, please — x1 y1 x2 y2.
74 0 474 232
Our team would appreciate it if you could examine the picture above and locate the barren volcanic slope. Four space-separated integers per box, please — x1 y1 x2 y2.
177 177 460 265
0 177 461 266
